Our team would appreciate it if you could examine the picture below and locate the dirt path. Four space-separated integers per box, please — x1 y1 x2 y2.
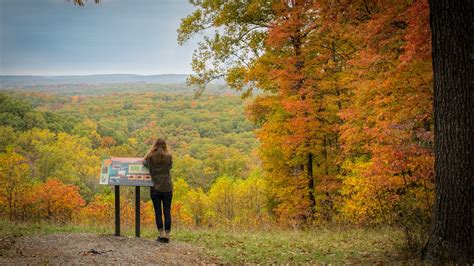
0 233 219 264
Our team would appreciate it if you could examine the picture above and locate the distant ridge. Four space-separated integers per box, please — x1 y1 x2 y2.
0 74 190 87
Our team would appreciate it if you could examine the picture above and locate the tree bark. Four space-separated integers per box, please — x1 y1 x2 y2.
307 152 316 217
425 0 474 264
290 25 317 220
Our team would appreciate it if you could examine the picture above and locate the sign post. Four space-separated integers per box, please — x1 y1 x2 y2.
115 185 120 236
135 186 140 237
99 157 152 238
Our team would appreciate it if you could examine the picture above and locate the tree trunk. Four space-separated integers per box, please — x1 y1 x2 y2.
8 189 13 221
290 29 317 221
425 0 474 264
307 152 316 217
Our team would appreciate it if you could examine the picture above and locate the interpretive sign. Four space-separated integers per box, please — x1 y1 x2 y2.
99 157 153 237
99 157 153 187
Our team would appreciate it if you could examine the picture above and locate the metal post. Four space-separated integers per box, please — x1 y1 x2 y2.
135 186 141 237
114 185 120 236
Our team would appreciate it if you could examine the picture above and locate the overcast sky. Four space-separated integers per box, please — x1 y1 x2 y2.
0 0 199 75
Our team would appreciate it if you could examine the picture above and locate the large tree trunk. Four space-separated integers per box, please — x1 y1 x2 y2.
425 0 473 264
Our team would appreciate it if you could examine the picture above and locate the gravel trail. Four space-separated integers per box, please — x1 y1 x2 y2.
0 233 219 264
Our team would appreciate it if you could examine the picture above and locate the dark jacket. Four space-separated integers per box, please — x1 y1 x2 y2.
145 153 173 192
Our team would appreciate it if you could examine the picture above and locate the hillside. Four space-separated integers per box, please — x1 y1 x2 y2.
0 83 236 96
0 74 190 86
0 88 258 192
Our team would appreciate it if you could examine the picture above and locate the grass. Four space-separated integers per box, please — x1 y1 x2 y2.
0 219 109 238
170 226 405 264
0 220 406 264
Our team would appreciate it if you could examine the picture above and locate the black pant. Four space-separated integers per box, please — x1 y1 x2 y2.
150 188 173 232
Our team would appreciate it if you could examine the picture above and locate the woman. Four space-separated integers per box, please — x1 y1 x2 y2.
143 138 173 243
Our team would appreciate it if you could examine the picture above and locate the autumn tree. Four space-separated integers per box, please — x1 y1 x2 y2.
234 170 270 227
179 0 346 224
186 188 210 227
0 149 30 221
79 194 115 225
0 126 17 152
207 175 237 227
35 179 85 222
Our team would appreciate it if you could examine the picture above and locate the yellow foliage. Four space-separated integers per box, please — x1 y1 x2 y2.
0 149 30 221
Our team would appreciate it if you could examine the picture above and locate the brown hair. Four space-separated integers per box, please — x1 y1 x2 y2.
144 138 169 160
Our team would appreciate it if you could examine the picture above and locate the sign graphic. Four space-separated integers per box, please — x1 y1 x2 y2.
99 157 153 186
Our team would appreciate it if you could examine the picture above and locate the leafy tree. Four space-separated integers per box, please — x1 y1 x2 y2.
0 149 31 220
178 0 275 95
0 126 17 152
0 92 35 131
207 175 237 227
186 188 210 227
78 194 114 225
34 179 85 222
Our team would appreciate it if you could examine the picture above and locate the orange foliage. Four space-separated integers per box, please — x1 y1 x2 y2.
78 194 114 225
34 179 85 222
330 0 434 224
100 136 117 148
243 0 433 226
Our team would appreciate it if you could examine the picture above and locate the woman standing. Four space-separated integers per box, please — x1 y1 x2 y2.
144 138 173 243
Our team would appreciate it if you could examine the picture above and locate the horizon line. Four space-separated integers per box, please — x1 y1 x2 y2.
0 73 192 77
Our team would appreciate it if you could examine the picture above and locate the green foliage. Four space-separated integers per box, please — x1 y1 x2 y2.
0 88 258 194
0 92 78 133
0 92 35 131
177 0 274 94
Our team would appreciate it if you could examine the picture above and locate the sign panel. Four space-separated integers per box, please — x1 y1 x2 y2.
99 157 153 186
